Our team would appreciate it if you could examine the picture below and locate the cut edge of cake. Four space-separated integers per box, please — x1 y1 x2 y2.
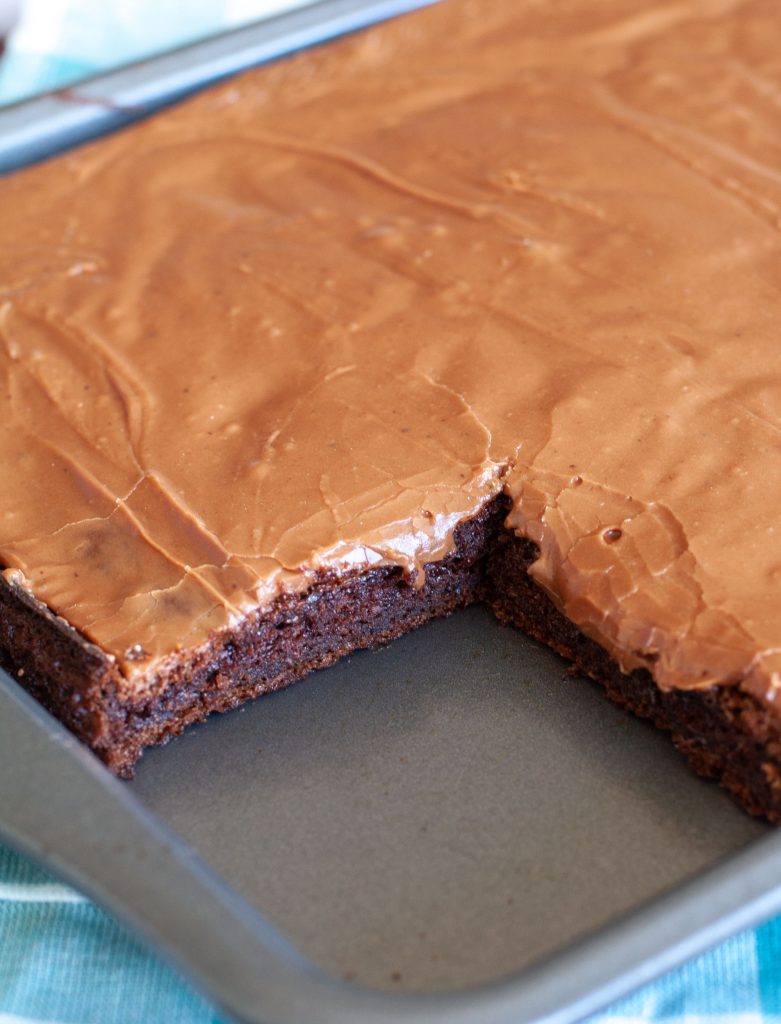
3 494 781 824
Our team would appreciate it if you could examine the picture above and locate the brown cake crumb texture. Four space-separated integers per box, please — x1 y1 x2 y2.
2 495 781 824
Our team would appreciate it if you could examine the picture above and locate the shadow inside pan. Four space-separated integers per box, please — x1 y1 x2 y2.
130 603 767 993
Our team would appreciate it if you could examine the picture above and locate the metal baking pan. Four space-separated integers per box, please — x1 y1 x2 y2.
2 3 781 1022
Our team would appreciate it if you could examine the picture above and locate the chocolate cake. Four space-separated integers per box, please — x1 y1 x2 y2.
2 0 781 820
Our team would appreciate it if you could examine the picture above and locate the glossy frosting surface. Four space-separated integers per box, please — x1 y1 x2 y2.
1 0 781 708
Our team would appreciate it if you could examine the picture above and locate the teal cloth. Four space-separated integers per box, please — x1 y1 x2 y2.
1 2 780 1021
0 847 220 1023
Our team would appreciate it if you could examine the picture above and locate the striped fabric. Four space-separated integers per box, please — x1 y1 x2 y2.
1 0 781 1020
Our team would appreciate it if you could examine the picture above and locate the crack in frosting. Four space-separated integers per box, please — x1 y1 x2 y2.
1 0 781 722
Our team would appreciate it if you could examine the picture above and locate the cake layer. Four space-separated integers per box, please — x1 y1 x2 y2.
481 536 781 825
0 497 506 776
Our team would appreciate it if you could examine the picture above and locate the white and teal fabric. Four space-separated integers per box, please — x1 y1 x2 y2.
0 0 315 106
2 0 781 1020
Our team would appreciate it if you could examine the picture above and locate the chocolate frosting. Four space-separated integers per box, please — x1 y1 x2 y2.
1 0 781 712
